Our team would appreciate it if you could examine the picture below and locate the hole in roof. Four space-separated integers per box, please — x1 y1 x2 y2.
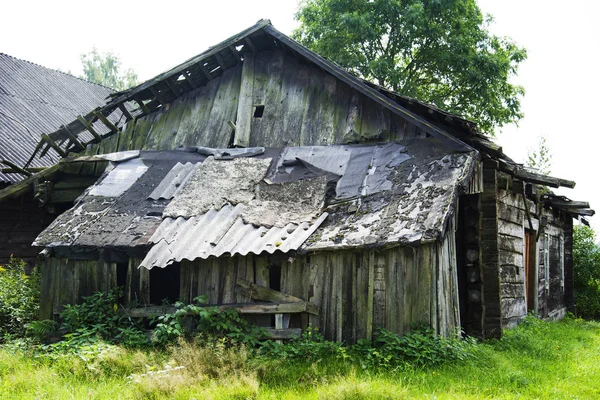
177 74 185 81
236 45 244 51
254 105 265 118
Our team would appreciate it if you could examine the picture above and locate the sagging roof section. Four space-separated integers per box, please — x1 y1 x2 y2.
20 19 475 171
0 53 114 184
34 142 476 268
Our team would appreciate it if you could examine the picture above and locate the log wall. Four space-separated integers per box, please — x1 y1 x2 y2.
497 188 529 328
86 49 430 155
494 180 570 326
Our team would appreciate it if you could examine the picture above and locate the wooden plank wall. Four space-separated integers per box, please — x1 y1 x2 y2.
39 258 117 320
85 49 430 155
0 196 59 268
176 239 459 343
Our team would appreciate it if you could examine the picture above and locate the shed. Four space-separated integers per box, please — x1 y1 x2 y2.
8 20 594 340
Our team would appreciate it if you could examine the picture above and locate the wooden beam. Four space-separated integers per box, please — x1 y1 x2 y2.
567 208 595 217
120 301 318 318
135 99 151 114
544 199 590 209
2 167 46 174
214 52 226 69
236 279 319 315
164 79 179 97
41 134 67 157
39 143 52 158
229 46 241 63
77 115 102 141
198 62 213 80
118 104 134 121
262 328 302 340
0 160 32 176
182 70 197 89
60 125 86 151
92 110 119 133
24 140 44 168
0 163 61 202
149 86 168 105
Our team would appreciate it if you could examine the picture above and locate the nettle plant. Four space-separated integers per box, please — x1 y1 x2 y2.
152 296 266 346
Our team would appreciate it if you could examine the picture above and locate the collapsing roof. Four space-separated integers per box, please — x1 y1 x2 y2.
34 141 476 268
0 53 114 184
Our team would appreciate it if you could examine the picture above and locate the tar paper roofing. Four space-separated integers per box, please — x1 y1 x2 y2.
34 141 476 268
0 53 113 184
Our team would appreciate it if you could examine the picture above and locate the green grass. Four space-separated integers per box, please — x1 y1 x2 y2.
1 317 599 399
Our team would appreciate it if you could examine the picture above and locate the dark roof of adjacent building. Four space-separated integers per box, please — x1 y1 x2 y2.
34 141 476 267
0 53 113 184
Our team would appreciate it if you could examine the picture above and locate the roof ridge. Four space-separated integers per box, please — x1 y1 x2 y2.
0 52 115 92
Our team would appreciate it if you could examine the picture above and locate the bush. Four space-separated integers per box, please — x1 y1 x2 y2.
0 257 40 339
573 225 600 319
352 326 477 369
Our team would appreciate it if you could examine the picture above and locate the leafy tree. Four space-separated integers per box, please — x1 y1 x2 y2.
573 225 600 319
80 47 138 91
293 0 527 134
526 136 552 176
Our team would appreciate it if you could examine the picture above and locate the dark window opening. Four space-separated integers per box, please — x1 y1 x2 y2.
269 264 281 292
150 263 180 305
254 105 265 118
116 262 128 303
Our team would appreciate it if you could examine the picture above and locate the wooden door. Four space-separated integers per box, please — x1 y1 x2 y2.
524 230 536 312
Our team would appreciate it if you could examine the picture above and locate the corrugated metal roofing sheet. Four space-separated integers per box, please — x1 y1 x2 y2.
0 53 113 184
140 204 328 269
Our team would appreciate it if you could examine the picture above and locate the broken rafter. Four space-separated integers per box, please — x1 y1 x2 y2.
41 134 67 157
23 140 45 168
60 125 86 152
118 104 134 121
77 115 102 141
92 110 118 133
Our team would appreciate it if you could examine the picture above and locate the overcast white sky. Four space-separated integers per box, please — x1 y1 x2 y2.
2 1 598 229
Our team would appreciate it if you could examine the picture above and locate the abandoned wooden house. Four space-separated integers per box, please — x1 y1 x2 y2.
3 20 593 341
0 53 114 266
